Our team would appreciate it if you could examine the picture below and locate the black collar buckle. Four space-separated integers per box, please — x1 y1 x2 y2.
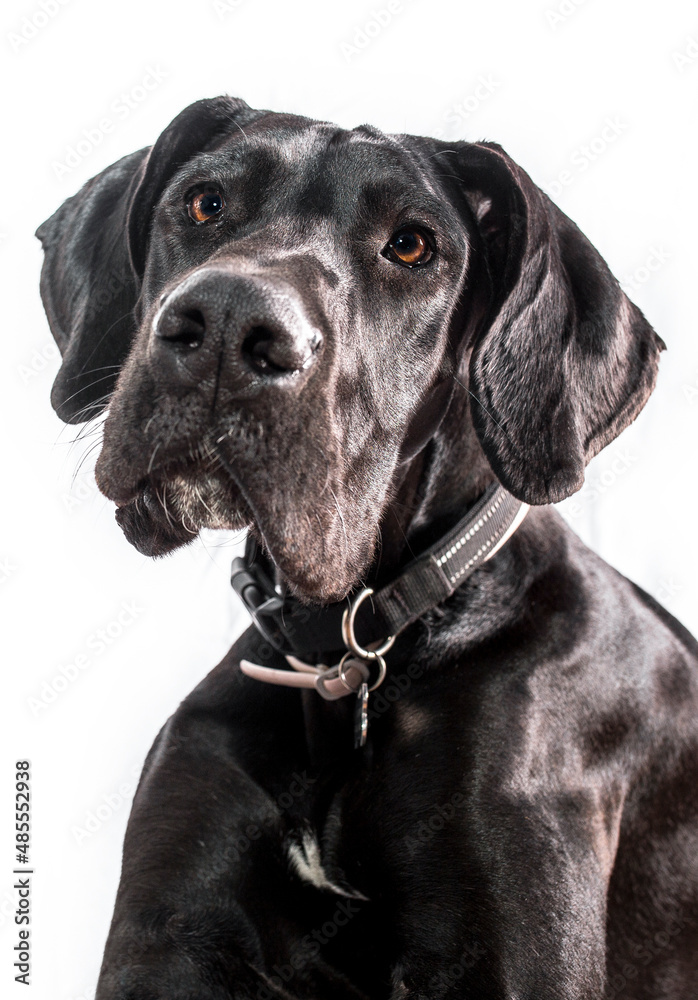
230 540 293 654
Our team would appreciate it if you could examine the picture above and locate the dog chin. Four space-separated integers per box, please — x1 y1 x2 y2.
114 471 250 557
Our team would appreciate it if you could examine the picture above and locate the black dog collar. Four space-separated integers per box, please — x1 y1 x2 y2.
232 482 527 746
231 482 528 661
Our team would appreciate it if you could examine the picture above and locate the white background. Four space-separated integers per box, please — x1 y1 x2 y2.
1 1 697 997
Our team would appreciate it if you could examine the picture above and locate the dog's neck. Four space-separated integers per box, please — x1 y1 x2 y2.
234 375 525 672
373 386 496 586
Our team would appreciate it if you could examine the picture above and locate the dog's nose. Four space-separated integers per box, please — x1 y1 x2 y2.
152 268 323 386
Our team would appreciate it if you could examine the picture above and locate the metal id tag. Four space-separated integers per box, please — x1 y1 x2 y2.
354 681 370 749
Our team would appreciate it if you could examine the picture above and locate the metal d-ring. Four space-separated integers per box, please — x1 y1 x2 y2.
338 651 387 694
341 587 395 661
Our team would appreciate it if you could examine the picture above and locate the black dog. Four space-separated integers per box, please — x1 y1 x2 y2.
37 97 698 999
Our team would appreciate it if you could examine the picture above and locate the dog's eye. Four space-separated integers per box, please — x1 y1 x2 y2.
383 227 433 267
188 189 225 224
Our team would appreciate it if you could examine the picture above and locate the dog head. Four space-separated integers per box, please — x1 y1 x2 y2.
37 96 663 602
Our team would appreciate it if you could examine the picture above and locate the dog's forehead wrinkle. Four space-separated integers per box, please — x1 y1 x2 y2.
181 124 448 232
167 143 289 204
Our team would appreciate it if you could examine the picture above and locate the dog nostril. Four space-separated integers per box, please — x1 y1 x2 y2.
158 308 206 350
242 327 305 376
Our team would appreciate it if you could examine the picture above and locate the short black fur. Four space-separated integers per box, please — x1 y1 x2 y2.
37 97 696 1000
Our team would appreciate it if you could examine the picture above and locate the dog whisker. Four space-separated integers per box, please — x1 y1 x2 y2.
56 373 118 412
71 438 104 484
53 400 110 448
155 481 176 531
69 413 108 446
74 308 136 375
147 442 162 476
328 485 348 564
312 509 326 562
195 483 216 520
453 376 515 446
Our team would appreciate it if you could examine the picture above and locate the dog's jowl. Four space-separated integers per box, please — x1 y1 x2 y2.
37 97 698 999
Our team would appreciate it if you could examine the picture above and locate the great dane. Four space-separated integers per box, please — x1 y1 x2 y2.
37 96 698 999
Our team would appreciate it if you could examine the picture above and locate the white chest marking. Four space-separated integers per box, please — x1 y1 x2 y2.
287 831 368 900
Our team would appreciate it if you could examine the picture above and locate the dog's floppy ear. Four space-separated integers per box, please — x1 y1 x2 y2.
442 141 665 505
36 148 146 424
36 96 255 424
